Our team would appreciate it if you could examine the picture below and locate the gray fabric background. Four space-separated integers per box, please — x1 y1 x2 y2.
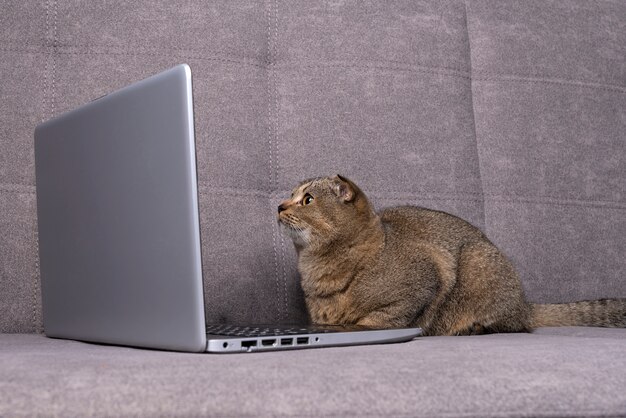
2 0 623 333
1 1 626 417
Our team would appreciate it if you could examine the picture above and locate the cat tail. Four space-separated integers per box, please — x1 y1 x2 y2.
530 298 626 328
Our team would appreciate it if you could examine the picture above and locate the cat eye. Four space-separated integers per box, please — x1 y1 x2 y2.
302 194 314 205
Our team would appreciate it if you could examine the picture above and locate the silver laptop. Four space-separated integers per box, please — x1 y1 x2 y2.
34 64 421 353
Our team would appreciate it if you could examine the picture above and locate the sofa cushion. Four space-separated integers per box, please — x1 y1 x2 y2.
1 329 625 417
1 1 625 332
466 0 626 304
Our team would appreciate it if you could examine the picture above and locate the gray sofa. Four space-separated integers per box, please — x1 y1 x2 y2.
1 1 625 416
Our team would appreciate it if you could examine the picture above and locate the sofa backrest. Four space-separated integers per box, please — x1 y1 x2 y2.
2 0 625 333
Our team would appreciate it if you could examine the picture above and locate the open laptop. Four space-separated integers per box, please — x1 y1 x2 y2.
34 64 422 353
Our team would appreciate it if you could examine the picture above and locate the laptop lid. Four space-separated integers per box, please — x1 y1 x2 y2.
34 64 207 352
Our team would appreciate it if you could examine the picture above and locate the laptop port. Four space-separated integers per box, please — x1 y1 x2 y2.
241 340 257 350
280 338 293 346
261 338 277 347
296 337 309 345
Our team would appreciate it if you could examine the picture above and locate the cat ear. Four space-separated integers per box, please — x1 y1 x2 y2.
332 175 356 203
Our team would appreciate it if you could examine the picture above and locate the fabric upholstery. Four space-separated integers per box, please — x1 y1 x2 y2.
1 329 625 417
467 0 626 304
1 1 626 417
2 0 622 331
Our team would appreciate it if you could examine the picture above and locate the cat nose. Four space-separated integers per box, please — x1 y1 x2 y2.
278 203 287 213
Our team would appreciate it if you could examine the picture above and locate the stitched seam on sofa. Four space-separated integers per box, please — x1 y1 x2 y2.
8 45 472 79
371 192 483 200
13 43 626 94
200 185 484 197
50 0 59 111
51 43 264 64
272 0 288 319
188 185 626 206
30 41 474 75
265 0 282 321
51 0 57 118
42 0 49 123
200 188 484 204
1 183 485 199
43 49 51 121
484 194 626 211
52 48 269 70
11 185 624 210
279 61 471 80
361 194 626 210
47 46 472 81
273 0 289 318
195 187 626 210
29 40 626 93
462 0 486 232
223 185 486 196
372 195 484 204
278 58 470 77
473 74 626 94
431 1 446 74
32 0 51 335
32 211 41 333
14 41 626 94
30 0 51 334
44 0 50 47
7 41 470 76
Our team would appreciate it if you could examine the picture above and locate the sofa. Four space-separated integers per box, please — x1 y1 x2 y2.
1 1 625 416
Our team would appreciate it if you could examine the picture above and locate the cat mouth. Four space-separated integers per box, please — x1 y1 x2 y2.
278 216 311 245
277 213 299 228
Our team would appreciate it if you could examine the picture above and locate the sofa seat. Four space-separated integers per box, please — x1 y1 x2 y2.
1 328 625 417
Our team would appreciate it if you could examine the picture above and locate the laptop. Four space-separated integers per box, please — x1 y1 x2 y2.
34 64 422 353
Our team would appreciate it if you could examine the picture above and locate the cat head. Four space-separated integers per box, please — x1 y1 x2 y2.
277 175 376 250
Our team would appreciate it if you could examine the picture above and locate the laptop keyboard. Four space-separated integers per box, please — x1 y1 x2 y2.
205 324 342 337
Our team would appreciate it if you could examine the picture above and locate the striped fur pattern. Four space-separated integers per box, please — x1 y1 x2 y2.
531 299 626 328
278 175 626 335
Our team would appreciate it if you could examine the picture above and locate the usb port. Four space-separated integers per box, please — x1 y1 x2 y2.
241 340 257 349
296 337 309 345
280 338 293 346
261 338 277 347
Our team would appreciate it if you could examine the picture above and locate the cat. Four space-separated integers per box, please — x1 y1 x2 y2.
277 175 626 336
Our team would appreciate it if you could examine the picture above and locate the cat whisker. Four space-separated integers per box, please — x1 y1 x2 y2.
279 217 311 246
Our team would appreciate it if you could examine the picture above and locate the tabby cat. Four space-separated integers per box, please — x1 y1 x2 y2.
277 175 626 336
